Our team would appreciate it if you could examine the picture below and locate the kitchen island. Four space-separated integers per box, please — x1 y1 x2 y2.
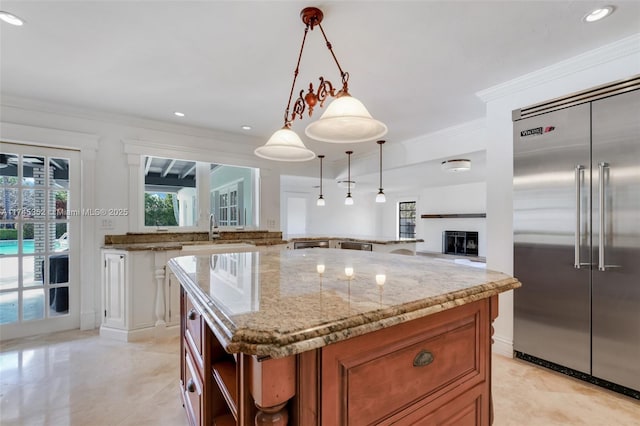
169 247 520 425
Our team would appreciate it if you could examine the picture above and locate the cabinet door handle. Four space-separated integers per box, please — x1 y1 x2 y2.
413 350 434 367
186 379 196 393
187 309 197 321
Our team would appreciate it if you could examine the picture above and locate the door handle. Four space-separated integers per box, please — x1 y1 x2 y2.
598 162 609 271
574 165 584 269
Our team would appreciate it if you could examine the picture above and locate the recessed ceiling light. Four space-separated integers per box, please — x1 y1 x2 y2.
0 11 25 26
174 111 185 117
583 6 614 22
241 125 252 130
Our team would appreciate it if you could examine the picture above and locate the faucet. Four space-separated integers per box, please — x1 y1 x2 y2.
209 213 220 240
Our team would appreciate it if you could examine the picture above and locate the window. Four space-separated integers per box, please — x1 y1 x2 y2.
211 165 255 228
143 156 196 227
399 201 416 239
141 156 258 230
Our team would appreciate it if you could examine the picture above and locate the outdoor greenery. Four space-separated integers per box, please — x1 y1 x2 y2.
0 229 17 240
144 192 179 226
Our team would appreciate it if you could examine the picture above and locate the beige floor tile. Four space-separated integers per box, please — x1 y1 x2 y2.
2 330 638 425
492 354 640 426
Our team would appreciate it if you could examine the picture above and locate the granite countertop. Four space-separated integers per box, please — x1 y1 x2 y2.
104 242 185 251
169 247 520 359
103 230 287 250
287 235 424 245
102 241 265 251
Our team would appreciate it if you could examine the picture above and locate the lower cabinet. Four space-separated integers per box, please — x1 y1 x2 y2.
319 300 490 425
101 249 180 341
180 286 497 426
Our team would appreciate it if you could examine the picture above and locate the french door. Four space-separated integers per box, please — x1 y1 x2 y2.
0 142 80 340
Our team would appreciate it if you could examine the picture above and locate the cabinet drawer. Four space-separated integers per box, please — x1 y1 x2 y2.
185 295 203 359
385 382 485 426
322 300 487 426
183 345 202 426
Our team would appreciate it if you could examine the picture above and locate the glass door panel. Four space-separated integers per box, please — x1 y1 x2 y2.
0 143 79 338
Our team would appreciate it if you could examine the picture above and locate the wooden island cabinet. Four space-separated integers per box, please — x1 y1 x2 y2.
169 247 520 425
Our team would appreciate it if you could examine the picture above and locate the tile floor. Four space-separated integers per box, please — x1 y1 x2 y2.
1 330 638 425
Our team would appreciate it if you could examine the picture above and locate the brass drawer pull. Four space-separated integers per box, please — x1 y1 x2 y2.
413 350 434 367
186 378 196 393
187 308 197 321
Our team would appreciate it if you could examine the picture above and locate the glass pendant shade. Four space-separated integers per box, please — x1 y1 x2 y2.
345 195 354 205
317 196 325 206
305 95 388 143
254 127 316 162
376 191 386 203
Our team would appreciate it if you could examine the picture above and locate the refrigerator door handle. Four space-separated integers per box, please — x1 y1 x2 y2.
598 162 609 271
575 165 585 269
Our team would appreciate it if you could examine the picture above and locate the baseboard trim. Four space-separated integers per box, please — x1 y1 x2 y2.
99 324 179 342
491 335 513 357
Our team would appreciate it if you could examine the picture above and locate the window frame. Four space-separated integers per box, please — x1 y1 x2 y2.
398 201 416 239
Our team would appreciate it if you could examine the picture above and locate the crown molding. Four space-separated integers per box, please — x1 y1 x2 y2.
0 121 99 151
1 94 261 145
401 118 486 148
476 33 640 103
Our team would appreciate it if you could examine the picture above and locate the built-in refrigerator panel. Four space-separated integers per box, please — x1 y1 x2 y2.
591 90 640 390
513 103 591 374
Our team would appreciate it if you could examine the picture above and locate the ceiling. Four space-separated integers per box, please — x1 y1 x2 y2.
282 149 486 193
1 1 639 167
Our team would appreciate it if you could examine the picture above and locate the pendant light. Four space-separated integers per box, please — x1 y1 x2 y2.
345 151 354 205
317 155 325 206
254 7 387 162
375 140 386 203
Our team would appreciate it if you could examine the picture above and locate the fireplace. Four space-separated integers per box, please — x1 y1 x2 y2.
443 231 478 256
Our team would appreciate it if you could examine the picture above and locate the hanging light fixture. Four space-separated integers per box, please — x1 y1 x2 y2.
255 7 387 162
345 151 354 205
375 140 386 203
317 155 325 206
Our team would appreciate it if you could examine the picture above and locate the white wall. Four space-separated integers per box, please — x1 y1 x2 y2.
281 176 383 238
0 97 283 332
479 34 640 356
417 182 486 256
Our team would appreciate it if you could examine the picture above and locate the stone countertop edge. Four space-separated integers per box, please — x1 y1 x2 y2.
288 236 425 245
169 258 520 360
103 240 287 251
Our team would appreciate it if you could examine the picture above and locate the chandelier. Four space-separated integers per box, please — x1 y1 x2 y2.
254 7 388 162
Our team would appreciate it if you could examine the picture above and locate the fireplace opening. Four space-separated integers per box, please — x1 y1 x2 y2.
443 231 478 256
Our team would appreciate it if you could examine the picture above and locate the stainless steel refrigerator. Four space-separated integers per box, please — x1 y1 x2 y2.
513 75 640 396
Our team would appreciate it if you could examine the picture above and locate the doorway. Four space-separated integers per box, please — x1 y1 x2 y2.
0 142 80 339
286 197 307 236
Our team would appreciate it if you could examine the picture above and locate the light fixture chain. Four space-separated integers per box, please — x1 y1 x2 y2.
318 22 348 88
379 142 383 190
284 25 310 126
320 156 323 194
347 151 351 195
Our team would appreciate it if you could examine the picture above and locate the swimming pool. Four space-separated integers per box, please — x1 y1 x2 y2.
0 240 64 255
